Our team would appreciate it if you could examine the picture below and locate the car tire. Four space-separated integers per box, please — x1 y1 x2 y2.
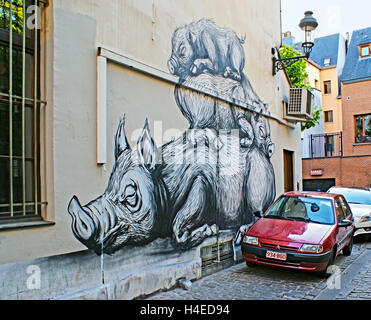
245 261 256 268
343 235 353 256
317 248 336 278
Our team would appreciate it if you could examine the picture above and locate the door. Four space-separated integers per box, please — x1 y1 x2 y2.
303 179 336 192
338 196 354 244
283 150 294 193
334 198 347 253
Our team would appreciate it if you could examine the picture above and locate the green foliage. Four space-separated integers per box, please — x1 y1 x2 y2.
279 45 322 131
0 1 24 35
301 106 322 131
279 45 310 89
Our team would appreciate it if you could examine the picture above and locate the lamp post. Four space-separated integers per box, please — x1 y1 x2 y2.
272 11 318 76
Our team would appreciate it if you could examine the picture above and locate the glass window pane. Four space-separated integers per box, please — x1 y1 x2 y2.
0 44 34 97
365 115 371 141
0 0 40 222
0 1 24 35
0 157 10 212
361 46 370 57
0 102 9 155
335 199 344 220
355 116 364 143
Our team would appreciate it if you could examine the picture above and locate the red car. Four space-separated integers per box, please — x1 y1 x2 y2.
242 192 355 275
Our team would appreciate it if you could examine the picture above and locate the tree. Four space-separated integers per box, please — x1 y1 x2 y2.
279 45 322 132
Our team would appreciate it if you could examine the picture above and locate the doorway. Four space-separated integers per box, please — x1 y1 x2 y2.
303 179 336 192
283 150 294 193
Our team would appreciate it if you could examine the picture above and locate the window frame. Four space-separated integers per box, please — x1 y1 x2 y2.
323 58 331 66
0 0 45 225
324 110 334 123
323 80 332 95
359 43 371 58
354 114 371 144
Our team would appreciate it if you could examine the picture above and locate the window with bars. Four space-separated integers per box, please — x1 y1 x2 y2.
0 0 46 224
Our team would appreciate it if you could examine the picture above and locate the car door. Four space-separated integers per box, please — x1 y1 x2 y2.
334 198 347 252
338 195 354 241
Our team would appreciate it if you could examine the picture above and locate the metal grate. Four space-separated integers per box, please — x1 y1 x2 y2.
288 88 304 114
0 0 46 222
201 240 234 277
260 242 299 253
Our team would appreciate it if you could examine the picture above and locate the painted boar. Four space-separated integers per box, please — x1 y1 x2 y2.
68 116 276 254
173 74 275 158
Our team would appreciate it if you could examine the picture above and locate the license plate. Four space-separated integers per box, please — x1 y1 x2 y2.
266 251 287 261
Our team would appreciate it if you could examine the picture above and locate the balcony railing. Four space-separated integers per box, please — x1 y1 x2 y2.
304 132 343 159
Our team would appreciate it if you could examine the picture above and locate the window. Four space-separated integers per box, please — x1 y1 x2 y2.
324 110 334 123
335 199 345 221
324 58 331 66
338 196 352 219
325 135 334 156
355 114 371 143
0 1 45 224
360 44 371 58
324 80 332 94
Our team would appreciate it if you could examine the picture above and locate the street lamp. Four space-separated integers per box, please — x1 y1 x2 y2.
272 10 318 75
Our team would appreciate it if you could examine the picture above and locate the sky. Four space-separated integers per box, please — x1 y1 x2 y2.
281 0 371 42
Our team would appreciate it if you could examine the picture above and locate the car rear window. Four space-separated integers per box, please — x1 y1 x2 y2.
329 188 371 205
264 196 335 225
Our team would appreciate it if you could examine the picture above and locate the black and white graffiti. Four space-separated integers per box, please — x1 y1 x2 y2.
68 19 276 254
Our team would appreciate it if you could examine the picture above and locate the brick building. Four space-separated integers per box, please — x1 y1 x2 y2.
303 27 371 191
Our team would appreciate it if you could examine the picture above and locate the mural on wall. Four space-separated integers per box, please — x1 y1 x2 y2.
68 19 276 255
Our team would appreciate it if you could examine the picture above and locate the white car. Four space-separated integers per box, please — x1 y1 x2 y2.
327 187 371 238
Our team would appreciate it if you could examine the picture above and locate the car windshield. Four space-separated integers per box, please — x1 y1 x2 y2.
264 196 335 225
329 188 371 205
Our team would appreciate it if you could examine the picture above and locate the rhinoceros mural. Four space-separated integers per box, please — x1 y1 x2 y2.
68 19 276 254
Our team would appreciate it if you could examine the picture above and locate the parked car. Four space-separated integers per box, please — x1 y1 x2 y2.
241 192 354 276
327 187 371 239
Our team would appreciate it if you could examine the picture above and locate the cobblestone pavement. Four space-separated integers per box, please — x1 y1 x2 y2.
145 238 371 300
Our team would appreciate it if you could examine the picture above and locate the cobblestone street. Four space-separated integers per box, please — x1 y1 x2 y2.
146 238 371 300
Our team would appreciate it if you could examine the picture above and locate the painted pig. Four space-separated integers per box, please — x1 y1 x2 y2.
173 74 274 158
68 117 168 254
68 116 276 254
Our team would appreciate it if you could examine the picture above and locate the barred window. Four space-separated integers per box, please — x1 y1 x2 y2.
0 0 45 224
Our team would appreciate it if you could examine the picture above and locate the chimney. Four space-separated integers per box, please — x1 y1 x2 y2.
344 32 350 54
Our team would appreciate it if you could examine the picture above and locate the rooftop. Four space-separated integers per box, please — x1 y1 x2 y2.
341 27 371 83
309 33 341 68
282 33 344 69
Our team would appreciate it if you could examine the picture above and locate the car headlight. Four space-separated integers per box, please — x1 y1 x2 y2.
299 244 323 253
243 236 259 246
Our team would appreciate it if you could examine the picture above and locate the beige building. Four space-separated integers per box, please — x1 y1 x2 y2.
0 0 303 299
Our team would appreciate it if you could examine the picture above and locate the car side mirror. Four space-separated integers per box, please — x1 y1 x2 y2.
253 211 263 219
338 219 352 228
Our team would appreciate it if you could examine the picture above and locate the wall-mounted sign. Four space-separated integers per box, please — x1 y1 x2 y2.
310 169 323 176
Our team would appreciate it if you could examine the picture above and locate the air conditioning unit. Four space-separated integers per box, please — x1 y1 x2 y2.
285 88 314 121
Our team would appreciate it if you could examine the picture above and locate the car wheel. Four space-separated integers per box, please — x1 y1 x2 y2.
245 261 256 268
343 235 353 256
317 248 336 278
